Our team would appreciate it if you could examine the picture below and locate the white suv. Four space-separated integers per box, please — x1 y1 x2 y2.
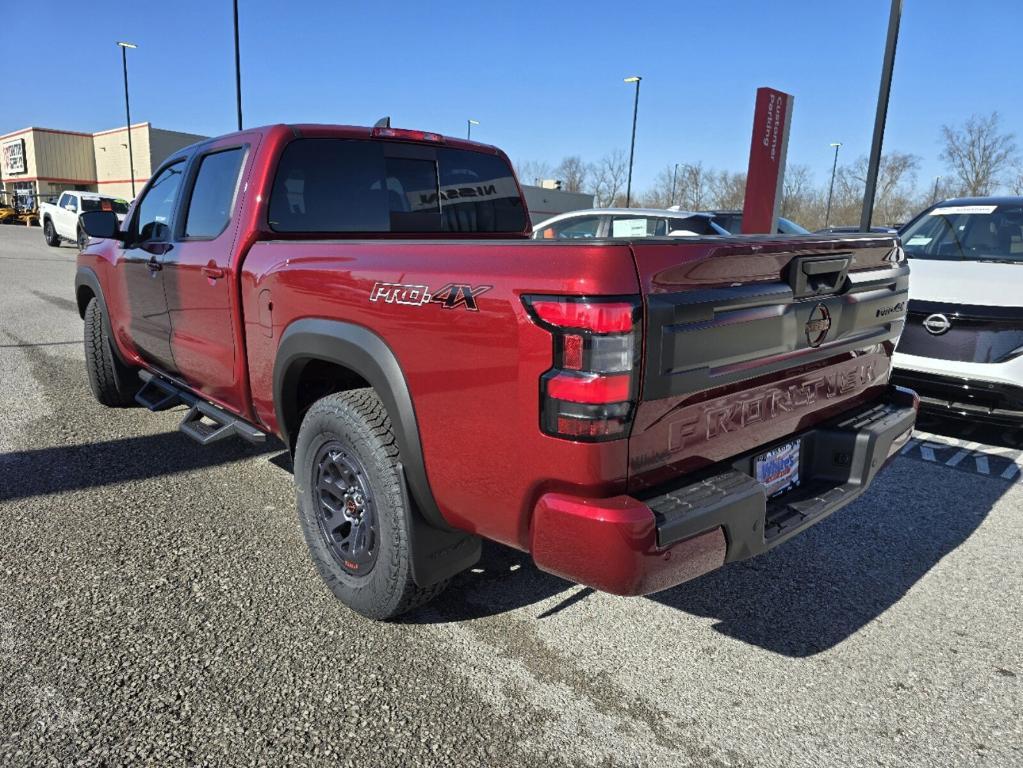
892 197 1023 426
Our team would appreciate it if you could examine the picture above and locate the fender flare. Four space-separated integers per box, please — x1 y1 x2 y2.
273 318 480 587
273 317 444 530
75 266 131 367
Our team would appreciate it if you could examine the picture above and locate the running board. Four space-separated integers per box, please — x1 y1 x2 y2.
135 370 266 446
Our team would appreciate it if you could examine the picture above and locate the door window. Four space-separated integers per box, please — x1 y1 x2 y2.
611 216 664 237
183 147 246 238
536 215 602 239
132 161 186 242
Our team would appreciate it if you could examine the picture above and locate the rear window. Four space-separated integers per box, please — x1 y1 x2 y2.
268 138 527 234
81 197 129 214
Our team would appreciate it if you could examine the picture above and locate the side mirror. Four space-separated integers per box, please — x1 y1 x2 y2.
139 221 173 255
80 210 124 242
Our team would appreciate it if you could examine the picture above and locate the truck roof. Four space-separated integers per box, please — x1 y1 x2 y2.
171 123 501 158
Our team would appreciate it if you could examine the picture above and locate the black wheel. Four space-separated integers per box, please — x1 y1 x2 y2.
294 389 446 620
77 224 88 251
83 297 137 407
43 218 60 247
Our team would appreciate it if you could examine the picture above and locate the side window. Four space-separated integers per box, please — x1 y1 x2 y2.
58 193 69 208
539 216 601 239
68 195 79 213
184 147 246 238
668 216 714 236
132 161 186 242
611 216 654 237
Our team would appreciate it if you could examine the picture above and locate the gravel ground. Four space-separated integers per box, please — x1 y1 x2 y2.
0 224 1020 767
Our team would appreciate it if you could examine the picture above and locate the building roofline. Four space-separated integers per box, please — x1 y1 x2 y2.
0 122 153 141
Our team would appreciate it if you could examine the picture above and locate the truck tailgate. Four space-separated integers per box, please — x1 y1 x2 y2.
628 236 909 491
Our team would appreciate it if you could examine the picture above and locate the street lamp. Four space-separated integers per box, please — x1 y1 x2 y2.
624 76 641 207
670 162 679 207
116 41 138 198
825 142 842 228
932 175 942 203
233 0 243 131
467 119 480 140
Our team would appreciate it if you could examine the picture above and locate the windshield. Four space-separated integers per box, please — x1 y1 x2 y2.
902 204 1023 263
81 197 130 215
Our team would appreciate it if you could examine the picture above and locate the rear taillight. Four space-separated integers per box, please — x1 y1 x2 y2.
523 295 642 442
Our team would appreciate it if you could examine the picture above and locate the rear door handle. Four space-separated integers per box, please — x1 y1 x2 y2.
201 265 225 280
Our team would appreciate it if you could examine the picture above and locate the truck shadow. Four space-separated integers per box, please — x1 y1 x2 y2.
0 431 280 502
646 466 1002 656
416 459 1006 658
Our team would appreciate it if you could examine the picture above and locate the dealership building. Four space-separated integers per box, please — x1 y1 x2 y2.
0 123 207 205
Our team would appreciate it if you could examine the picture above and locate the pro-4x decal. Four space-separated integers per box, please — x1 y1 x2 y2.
370 281 492 312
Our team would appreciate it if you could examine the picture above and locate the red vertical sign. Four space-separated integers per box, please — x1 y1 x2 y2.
741 87 794 234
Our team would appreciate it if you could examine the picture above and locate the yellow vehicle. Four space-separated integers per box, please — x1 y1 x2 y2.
0 194 18 225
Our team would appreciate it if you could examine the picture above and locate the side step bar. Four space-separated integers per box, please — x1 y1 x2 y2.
135 370 266 446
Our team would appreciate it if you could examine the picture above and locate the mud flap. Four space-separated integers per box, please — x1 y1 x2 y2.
396 462 481 588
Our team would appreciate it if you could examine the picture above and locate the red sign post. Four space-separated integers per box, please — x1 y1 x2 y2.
741 87 794 234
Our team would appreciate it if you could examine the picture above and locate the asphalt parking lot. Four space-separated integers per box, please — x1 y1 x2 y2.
0 224 1020 767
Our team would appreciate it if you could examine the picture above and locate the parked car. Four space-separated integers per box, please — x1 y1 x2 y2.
40 191 129 250
703 209 809 235
531 208 728 239
76 123 916 619
892 197 1023 425
815 225 900 235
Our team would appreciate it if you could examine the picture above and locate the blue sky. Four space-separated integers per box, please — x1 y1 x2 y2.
5 0 1020 193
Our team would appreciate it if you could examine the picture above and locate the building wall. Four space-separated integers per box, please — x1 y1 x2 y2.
1 123 211 205
521 186 595 224
148 128 207 168
93 123 152 199
32 130 96 185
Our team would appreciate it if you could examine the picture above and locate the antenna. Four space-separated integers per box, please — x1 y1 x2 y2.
373 116 391 129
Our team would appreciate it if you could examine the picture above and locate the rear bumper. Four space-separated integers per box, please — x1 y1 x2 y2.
530 385 918 596
892 368 1023 426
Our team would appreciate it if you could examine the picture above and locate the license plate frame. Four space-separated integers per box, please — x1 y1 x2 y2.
754 440 801 498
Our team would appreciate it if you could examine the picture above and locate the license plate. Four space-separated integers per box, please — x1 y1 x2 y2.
754 440 801 497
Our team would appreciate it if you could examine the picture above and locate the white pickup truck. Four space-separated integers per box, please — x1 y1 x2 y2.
40 191 129 250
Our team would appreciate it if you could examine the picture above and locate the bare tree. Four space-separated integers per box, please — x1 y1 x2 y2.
1011 166 1023 196
590 150 628 207
554 156 589 193
514 159 553 187
673 162 713 211
639 165 678 208
849 151 920 226
940 112 1018 196
781 164 814 217
710 171 746 210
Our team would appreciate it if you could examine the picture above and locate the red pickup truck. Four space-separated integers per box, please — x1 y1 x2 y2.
75 123 917 619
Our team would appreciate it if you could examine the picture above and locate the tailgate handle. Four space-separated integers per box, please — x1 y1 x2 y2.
790 255 850 298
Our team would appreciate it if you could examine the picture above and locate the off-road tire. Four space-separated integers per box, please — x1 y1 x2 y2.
77 224 88 251
294 389 447 620
83 297 137 407
43 218 60 247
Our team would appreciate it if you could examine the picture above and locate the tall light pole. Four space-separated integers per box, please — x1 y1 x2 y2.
467 119 479 140
860 0 903 231
932 175 942 203
624 76 642 207
825 142 842 228
116 42 138 198
233 0 243 130
670 162 679 207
